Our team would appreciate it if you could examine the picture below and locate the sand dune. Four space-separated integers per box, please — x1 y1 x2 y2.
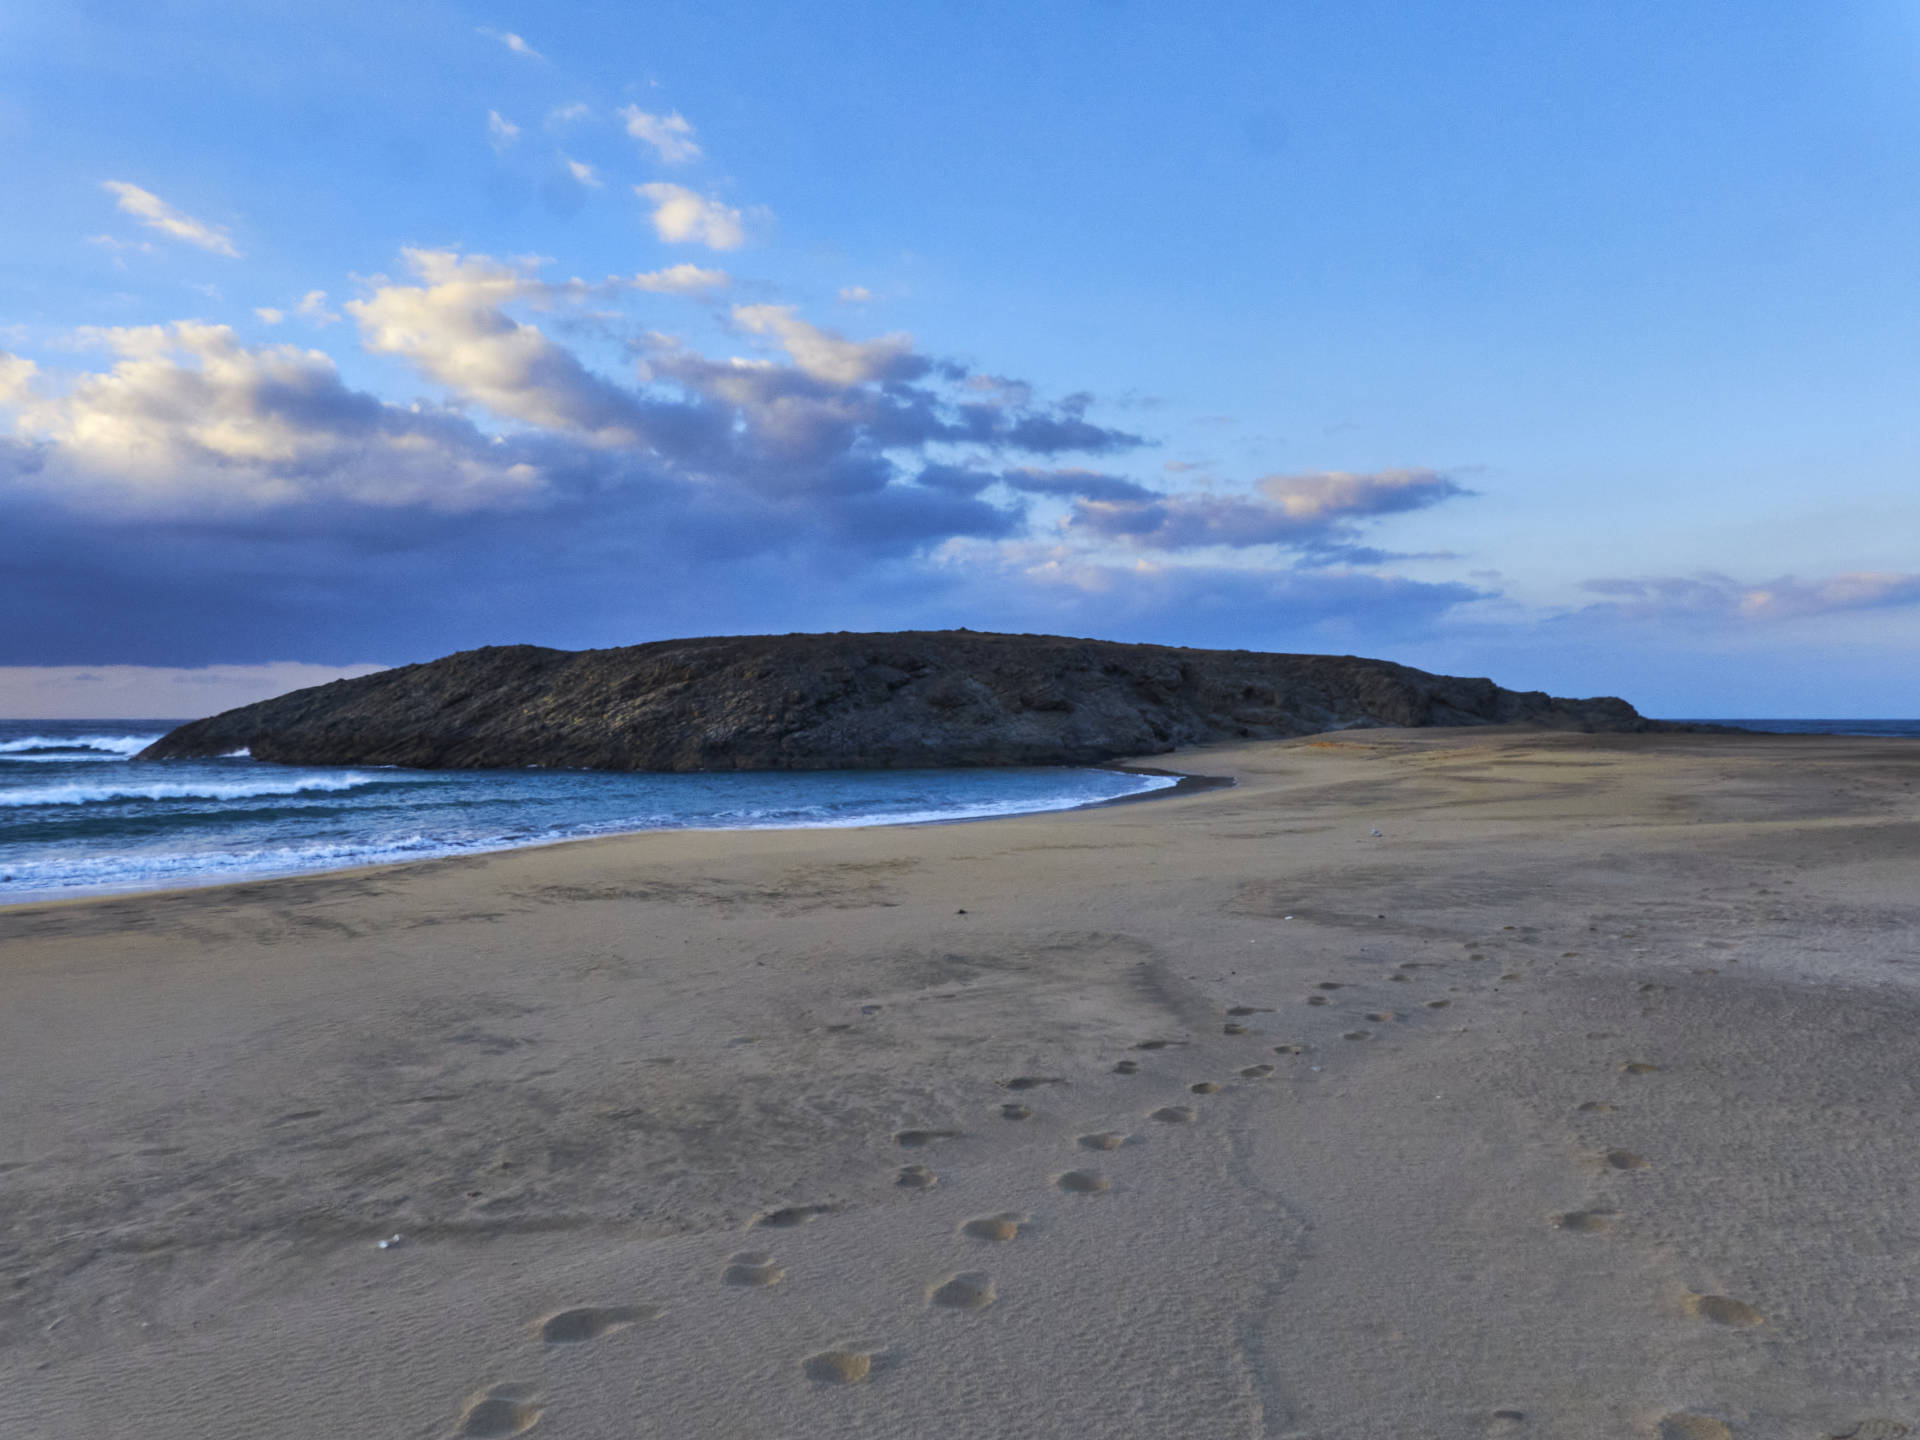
3 728 1919 1438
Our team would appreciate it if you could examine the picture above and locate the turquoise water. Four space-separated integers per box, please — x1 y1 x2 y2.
0 720 1177 905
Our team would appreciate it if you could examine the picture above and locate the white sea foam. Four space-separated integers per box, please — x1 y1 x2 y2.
0 763 1181 903
0 773 382 808
0 733 160 759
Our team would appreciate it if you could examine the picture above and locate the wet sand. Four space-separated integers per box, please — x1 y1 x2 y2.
3 727 1918 1439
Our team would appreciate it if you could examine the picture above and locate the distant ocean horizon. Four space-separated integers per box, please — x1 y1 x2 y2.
3 716 1914 906
1664 718 1920 737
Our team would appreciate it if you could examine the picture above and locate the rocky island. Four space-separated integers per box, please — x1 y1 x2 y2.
138 630 1677 771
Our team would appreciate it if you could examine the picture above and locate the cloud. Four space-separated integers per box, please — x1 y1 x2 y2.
620 106 702 164
628 264 730 295
732 304 923 385
838 286 872 303
347 250 650 443
1001 467 1158 502
565 157 603 188
635 182 746 249
549 102 590 125
101 181 239 258
0 249 1201 666
295 290 340 325
254 307 285 325
487 109 520 150
932 537 1487 644
0 321 545 514
1580 571 1920 622
86 233 154 257
479 27 543 60
1068 467 1466 552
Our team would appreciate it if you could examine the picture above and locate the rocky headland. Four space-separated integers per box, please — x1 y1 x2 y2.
138 630 1679 771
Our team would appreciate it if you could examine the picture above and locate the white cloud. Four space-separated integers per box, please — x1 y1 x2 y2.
1259 468 1456 521
619 106 701 164
295 290 340 325
0 323 543 513
254 307 285 325
627 263 730 295
0 663 390 720
732 304 919 384
86 233 154 256
347 249 648 443
1582 571 1920 622
549 102 590 125
634 183 746 249
479 27 543 59
1067 467 1467 552
487 109 521 150
565 157 603 188
0 353 36 407
101 181 239 258
837 286 872 303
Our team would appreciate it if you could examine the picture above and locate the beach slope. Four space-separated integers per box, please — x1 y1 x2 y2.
4 729 1918 1438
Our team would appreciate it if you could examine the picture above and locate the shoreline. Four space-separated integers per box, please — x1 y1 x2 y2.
0 757 1221 914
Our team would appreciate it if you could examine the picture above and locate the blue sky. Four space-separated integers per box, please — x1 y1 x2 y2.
4 0 1919 717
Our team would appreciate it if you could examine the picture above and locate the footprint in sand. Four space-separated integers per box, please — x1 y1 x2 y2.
457 1384 542 1437
1623 1062 1661 1075
896 1164 937 1189
537 1306 659 1342
1077 1131 1129 1151
723 1253 785 1287
1056 1169 1111 1193
1577 1101 1614 1113
1365 1012 1395 1023
1190 1081 1223 1095
1238 1064 1275 1079
1684 1293 1765 1327
962 1213 1025 1241
756 1203 835 1228
999 1103 1033 1121
1222 1023 1251 1035
1003 1076 1064 1091
929 1271 996 1310
1227 1005 1273 1016
1134 1039 1181 1051
1307 996 1330 1007
1273 1044 1306 1056
1343 1030 1372 1041
1659 1415 1733 1440
802 1348 877 1384
1825 1422 1911 1439
1488 1410 1527 1432
1149 1105 1196 1124
1425 999 1452 1009
1316 982 1345 990
894 1129 961 1149
1112 1059 1142 1075
1553 1208 1616 1234
1604 1149 1649 1170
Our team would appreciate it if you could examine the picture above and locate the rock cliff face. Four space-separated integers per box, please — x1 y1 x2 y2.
138 630 1667 771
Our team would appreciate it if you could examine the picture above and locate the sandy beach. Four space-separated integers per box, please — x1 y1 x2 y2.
4 727 1918 1440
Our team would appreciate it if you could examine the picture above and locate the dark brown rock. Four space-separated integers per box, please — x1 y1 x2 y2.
136 630 1679 771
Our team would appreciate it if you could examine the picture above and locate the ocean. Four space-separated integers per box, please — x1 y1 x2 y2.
0 719 1178 905
1672 719 1920 738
